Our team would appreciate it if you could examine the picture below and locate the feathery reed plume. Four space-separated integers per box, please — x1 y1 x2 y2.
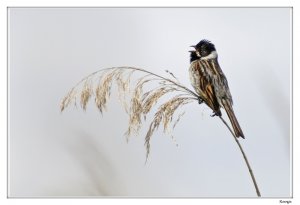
60 66 260 197
60 67 198 156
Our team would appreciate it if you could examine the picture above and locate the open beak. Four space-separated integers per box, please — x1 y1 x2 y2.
190 46 196 53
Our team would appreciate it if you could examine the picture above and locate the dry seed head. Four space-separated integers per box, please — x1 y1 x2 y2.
60 87 77 112
142 87 176 116
60 67 200 159
94 71 116 113
80 81 93 110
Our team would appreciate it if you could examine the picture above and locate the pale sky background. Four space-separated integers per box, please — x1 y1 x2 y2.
8 8 291 197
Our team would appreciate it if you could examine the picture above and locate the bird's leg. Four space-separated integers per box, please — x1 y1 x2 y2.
210 112 217 117
198 97 203 104
210 111 221 117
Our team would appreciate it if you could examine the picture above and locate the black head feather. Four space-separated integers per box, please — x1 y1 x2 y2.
189 51 200 63
195 39 216 57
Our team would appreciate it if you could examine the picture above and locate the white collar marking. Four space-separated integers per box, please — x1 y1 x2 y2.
201 51 218 60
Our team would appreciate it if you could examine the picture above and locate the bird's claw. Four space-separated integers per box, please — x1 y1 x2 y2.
198 97 203 104
210 113 217 117
210 112 220 117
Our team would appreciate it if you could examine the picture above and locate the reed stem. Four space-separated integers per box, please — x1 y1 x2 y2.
219 116 261 197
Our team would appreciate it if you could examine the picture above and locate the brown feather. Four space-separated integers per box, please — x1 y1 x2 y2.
190 61 221 115
189 58 244 138
222 99 245 138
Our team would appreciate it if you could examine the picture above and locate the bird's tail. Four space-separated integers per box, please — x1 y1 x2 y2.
222 99 245 139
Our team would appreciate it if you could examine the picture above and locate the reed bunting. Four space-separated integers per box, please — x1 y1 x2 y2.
189 39 244 138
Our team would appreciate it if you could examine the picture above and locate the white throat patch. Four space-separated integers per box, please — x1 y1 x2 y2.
201 51 218 60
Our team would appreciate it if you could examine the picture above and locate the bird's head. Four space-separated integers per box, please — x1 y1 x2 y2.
190 39 217 59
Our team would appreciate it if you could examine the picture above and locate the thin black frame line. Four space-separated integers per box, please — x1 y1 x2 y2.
6 6 9 199
6 6 293 8
6 6 293 199
290 6 294 198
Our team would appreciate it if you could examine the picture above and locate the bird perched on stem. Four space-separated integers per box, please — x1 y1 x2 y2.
189 39 245 138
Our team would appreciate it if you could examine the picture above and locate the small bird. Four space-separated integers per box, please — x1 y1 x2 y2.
189 39 245 138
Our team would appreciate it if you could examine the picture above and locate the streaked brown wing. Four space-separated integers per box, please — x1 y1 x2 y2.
189 60 221 115
189 57 244 138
